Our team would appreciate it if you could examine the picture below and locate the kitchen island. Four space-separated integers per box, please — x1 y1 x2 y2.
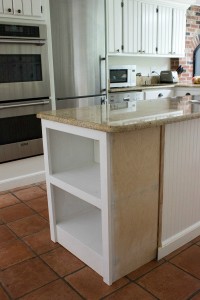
38 98 200 285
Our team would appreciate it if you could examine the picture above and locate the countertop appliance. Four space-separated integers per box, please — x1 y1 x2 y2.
160 71 179 83
0 22 51 163
49 0 106 109
109 65 136 88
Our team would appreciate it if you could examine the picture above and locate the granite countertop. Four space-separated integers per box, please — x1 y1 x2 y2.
108 83 200 92
38 98 200 133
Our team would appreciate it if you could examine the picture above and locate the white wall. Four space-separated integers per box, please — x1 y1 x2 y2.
108 56 170 76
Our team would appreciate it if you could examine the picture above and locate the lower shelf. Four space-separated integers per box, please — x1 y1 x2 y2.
56 209 103 275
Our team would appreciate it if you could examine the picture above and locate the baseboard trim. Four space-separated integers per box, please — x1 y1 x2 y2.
158 221 200 259
0 171 45 192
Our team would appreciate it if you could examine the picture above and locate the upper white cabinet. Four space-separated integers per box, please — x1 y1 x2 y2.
123 0 157 54
157 5 186 56
107 0 122 53
107 0 187 57
0 0 43 18
172 8 186 56
157 5 172 55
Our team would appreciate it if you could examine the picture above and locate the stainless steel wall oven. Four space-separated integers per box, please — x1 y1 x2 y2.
0 22 51 163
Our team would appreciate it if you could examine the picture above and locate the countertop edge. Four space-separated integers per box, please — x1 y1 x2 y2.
37 111 200 133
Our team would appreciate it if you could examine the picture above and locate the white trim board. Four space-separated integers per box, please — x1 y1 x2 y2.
158 221 200 259
0 155 45 191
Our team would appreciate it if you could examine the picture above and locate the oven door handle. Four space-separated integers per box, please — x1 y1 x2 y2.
0 100 50 110
0 38 46 45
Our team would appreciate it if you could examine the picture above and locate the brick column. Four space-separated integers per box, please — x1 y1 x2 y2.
170 5 200 83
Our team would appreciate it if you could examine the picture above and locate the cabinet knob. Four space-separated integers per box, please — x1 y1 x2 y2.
138 50 142 53
158 93 163 98
142 50 145 53
17 9 21 13
8 8 12 12
185 93 191 96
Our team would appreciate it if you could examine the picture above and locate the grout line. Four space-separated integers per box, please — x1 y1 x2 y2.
0 282 12 300
168 260 200 282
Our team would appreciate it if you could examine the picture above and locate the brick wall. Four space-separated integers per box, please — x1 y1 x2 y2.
170 5 200 83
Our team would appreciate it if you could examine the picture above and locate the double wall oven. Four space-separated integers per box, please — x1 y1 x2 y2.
0 22 51 163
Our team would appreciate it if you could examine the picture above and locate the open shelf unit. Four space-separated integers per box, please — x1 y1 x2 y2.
42 120 111 284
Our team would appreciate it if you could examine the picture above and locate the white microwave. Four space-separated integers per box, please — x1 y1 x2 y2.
109 65 136 88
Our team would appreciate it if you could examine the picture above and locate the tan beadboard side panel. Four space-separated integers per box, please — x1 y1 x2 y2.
161 119 200 244
110 127 161 281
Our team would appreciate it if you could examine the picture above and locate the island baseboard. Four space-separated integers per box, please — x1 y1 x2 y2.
158 221 200 259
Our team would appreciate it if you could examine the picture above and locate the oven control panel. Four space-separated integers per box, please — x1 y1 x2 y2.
108 91 144 103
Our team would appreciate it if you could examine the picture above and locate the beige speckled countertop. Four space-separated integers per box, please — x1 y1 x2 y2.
38 98 200 133
108 83 200 92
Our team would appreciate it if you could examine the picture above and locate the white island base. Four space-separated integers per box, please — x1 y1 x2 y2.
41 119 160 285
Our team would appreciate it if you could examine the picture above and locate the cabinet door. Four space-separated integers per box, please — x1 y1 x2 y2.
0 0 3 13
172 8 186 57
31 0 42 17
107 0 122 53
123 0 141 54
3 0 13 14
13 0 23 15
22 0 32 16
141 1 157 55
157 5 172 55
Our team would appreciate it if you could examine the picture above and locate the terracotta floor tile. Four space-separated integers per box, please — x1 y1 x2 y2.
127 259 165 281
7 214 49 237
26 196 48 212
20 279 82 300
105 282 156 299
38 209 49 221
0 286 10 300
0 203 35 223
0 239 35 269
164 242 193 261
41 247 85 277
23 228 59 255
170 245 200 279
0 257 58 299
0 193 20 209
13 186 46 202
137 262 200 300
0 225 16 245
65 266 129 300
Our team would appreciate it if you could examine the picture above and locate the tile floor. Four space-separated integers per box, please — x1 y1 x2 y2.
1 183 200 299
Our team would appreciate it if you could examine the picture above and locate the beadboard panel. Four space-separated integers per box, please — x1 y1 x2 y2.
159 119 200 257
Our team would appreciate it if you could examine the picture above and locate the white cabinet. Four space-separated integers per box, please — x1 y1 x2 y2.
107 0 122 53
0 0 42 18
157 5 172 55
123 0 157 55
172 8 186 57
174 87 200 97
157 5 186 56
107 0 187 57
144 89 174 100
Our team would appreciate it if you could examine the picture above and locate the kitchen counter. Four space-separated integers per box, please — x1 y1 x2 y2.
39 97 200 285
108 83 200 92
38 98 200 132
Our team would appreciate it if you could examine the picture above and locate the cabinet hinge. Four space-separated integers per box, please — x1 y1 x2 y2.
156 8 158 13
121 45 124 51
156 47 158 52
41 6 43 13
121 2 124 8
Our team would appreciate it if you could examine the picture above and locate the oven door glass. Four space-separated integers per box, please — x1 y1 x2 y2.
0 54 42 83
0 43 50 101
